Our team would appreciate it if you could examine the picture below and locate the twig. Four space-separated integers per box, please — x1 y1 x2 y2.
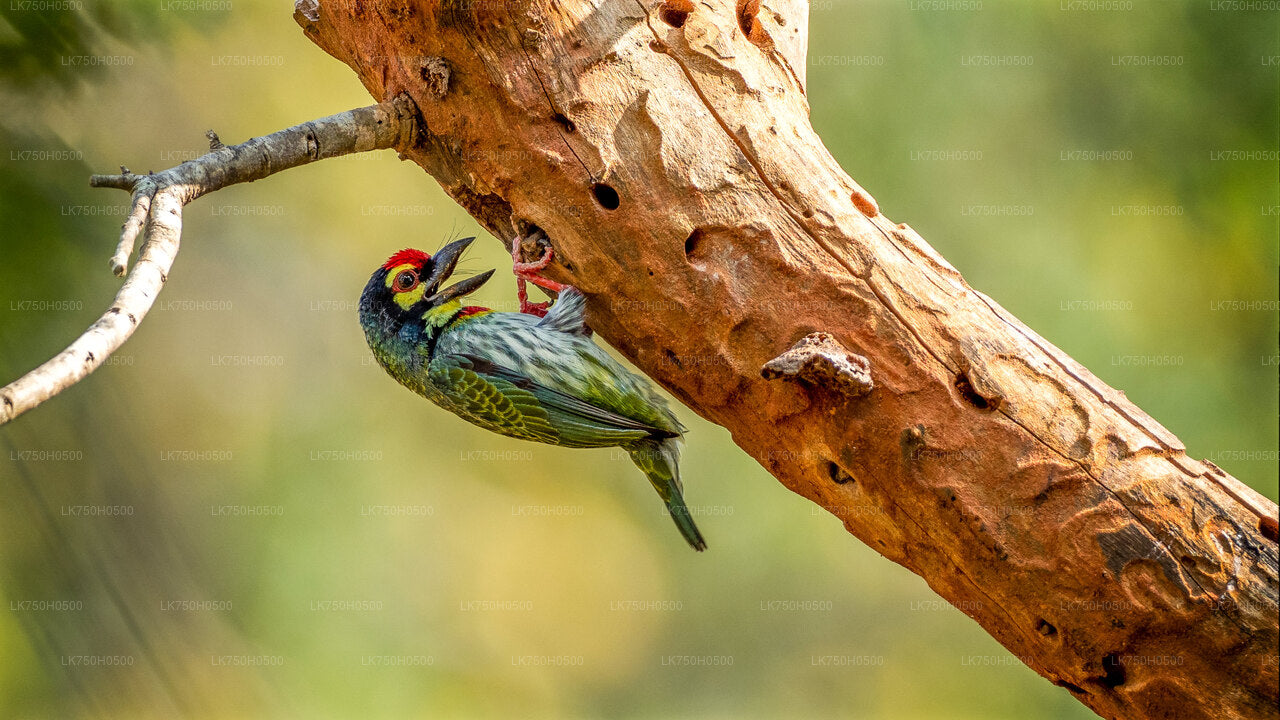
0 96 419 426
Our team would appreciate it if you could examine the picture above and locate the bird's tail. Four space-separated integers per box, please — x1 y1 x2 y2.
628 438 707 552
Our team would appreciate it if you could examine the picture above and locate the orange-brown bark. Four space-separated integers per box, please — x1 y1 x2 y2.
296 2 1278 718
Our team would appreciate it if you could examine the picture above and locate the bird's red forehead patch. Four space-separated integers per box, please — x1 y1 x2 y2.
382 248 431 270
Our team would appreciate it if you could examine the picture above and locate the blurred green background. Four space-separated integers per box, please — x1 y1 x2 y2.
0 1 1275 718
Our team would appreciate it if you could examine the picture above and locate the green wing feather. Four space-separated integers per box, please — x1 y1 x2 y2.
427 360 558 444
429 353 666 448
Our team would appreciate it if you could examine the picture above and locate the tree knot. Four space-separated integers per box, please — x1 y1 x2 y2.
419 57 450 100
761 332 872 399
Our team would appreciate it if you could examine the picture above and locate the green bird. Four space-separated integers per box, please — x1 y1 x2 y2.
358 237 707 551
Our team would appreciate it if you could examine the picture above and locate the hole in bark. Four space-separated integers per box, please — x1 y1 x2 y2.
735 0 774 49
1035 619 1057 637
551 112 576 133
1260 515 1279 543
591 182 620 210
684 228 704 258
1098 654 1126 688
826 461 854 485
663 349 682 369
954 372 998 411
1058 680 1088 695
659 0 693 27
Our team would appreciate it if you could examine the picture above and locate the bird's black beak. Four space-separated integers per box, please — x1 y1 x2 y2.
424 236 494 305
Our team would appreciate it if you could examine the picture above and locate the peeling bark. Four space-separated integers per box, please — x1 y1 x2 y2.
295 1 1278 718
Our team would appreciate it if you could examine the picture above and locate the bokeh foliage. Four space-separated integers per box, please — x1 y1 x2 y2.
1 1 1276 718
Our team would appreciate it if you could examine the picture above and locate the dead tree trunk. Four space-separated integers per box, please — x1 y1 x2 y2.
297 2 1280 719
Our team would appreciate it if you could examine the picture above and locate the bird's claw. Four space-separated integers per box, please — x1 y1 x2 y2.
512 233 568 316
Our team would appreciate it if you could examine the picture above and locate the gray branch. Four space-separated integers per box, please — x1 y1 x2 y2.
0 96 419 426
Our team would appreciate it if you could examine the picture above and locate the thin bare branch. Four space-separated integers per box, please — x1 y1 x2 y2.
109 177 156 277
0 96 419 426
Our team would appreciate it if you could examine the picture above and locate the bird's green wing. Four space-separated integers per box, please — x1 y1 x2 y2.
432 353 668 448
427 356 559 443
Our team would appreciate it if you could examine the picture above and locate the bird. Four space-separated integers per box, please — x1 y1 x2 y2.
357 235 707 551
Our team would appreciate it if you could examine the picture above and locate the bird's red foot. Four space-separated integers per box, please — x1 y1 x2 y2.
512 234 568 317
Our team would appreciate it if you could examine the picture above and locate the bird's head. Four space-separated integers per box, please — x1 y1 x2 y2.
359 237 495 337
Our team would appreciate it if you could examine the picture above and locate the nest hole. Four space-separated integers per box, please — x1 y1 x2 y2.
684 228 705 259
659 0 693 27
1098 654 1126 688
1260 515 1278 543
591 182 620 210
826 461 854 485
954 372 999 411
735 0 774 49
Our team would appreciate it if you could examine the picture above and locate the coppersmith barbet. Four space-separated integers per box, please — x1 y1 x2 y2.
358 237 707 551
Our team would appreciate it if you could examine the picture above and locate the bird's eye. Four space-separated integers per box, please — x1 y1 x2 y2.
393 270 419 292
